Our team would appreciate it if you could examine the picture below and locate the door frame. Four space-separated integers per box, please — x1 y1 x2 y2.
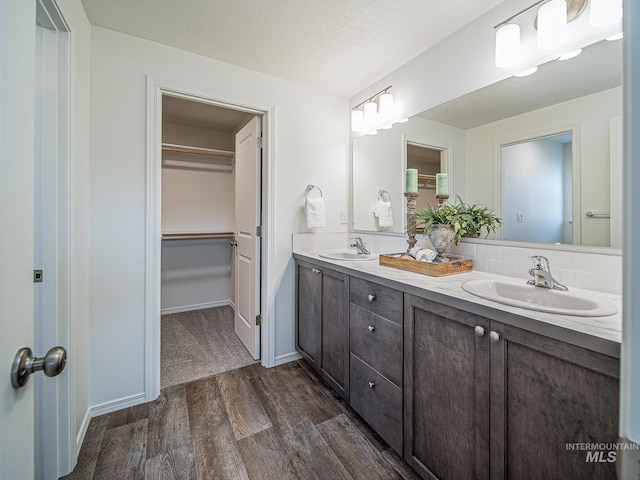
34 0 75 476
144 77 276 400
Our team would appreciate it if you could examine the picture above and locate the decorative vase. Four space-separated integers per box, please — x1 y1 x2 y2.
427 224 455 263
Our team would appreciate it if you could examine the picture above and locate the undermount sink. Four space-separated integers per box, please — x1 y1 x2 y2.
319 250 377 261
461 279 617 317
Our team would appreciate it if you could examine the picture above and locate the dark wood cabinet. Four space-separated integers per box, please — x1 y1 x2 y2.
490 320 619 480
295 260 349 400
404 294 490 480
349 277 404 454
404 294 619 480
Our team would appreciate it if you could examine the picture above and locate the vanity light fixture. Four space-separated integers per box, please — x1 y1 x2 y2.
494 0 601 69
606 32 623 40
351 86 398 133
590 0 622 27
495 23 521 67
537 0 568 49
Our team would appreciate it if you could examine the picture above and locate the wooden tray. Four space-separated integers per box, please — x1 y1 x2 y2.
379 253 473 277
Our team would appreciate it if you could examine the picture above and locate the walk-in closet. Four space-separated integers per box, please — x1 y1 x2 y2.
160 95 257 388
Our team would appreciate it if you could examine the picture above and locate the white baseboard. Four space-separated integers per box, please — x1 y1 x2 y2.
275 351 302 366
76 407 91 454
161 300 232 315
90 392 147 418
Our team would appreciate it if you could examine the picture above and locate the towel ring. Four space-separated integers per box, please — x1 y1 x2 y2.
306 184 323 198
378 189 391 202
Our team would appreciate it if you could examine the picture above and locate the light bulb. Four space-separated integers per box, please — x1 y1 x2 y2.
538 0 567 50
591 0 622 27
351 109 364 132
495 23 520 68
378 92 393 115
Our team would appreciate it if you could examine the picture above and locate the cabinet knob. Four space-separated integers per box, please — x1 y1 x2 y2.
368 381 376 389
367 294 376 302
489 331 501 343
368 325 376 332
312 268 321 274
474 326 485 337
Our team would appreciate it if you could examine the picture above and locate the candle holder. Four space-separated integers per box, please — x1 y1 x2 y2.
404 191 420 252
435 194 450 209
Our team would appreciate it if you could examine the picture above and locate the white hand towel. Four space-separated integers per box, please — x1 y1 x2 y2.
409 247 437 262
305 196 326 228
373 200 393 227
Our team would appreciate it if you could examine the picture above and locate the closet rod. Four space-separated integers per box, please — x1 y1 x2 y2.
162 233 235 241
162 144 235 159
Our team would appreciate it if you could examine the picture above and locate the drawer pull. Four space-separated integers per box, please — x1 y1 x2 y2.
367 294 376 302
489 331 501 343
368 325 376 332
368 381 376 389
474 326 485 337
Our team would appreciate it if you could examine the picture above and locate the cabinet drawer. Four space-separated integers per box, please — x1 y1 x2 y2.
350 354 402 454
350 304 402 386
350 277 402 324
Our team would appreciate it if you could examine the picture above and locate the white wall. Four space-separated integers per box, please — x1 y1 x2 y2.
465 87 621 247
88 27 349 408
161 122 235 313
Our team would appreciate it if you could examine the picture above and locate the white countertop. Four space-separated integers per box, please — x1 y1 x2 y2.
293 249 622 352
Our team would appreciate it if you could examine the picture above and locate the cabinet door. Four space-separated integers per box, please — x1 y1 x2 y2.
404 294 490 480
490 321 619 480
296 262 321 367
320 267 350 400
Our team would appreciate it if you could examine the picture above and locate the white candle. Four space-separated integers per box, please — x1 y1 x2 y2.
436 173 448 195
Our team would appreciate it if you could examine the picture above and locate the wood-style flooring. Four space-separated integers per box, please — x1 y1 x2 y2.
161 306 257 388
61 361 419 480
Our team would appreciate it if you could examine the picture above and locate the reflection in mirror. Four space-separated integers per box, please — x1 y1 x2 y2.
351 38 622 251
501 133 573 244
407 143 446 211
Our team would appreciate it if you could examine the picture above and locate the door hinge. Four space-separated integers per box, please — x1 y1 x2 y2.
34 270 43 283
257 137 263 149
256 225 263 237
256 314 262 326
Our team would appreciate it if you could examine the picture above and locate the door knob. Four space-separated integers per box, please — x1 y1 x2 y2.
11 346 67 389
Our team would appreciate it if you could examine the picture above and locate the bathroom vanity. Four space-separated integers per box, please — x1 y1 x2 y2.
294 252 620 480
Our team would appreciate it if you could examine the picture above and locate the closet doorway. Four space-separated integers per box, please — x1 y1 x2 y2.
159 95 262 388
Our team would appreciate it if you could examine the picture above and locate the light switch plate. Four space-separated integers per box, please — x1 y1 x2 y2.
340 210 348 224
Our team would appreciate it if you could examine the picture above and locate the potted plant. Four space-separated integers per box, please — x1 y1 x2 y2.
409 196 502 262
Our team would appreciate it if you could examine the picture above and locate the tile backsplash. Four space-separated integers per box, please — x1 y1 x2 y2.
292 233 622 295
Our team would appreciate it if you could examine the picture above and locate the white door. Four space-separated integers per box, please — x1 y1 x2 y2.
1 3 71 478
234 116 262 359
0 2 38 478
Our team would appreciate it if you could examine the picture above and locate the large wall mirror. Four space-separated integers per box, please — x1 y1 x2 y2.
352 38 622 250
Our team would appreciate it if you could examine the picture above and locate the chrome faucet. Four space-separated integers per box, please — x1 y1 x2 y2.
350 237 370 255
527 255 568 291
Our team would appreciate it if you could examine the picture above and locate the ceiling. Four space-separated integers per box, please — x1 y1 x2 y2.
80 0 506 97
162 95 253 132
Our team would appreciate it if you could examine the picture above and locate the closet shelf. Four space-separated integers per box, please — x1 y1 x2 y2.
418 174 436 190
162 232 234 241
162 143 234 159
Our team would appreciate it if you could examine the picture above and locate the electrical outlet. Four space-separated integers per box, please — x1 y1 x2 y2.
516 212 524 223
340 210 348 224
